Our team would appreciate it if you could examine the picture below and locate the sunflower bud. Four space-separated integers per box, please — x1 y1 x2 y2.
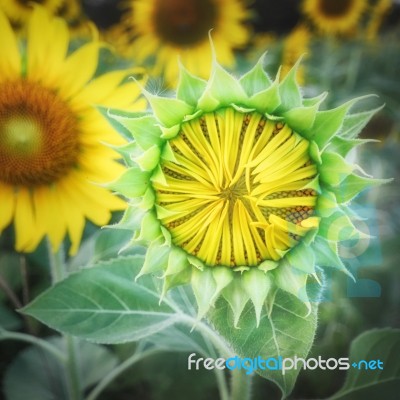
107 52 388 326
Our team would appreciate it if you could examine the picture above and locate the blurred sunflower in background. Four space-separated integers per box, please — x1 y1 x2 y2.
301 0 367 36
0 6 145 255
0 0 63 26
123 0 251 86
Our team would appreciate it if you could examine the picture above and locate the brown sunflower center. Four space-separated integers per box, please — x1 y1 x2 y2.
0 80 80 187
153 109 319 268
319 0 352 16
153 0 218 46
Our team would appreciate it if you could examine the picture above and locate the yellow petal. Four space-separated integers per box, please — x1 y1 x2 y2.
0 10 20 80
0 184 15 231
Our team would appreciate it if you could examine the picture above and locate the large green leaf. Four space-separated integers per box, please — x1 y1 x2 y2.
330 328 400 400
3 337 118 400
208 290 319 398
21 256 180 344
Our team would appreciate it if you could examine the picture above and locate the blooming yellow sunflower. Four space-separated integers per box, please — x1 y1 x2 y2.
0 7 145 255
106 49 388 326
301 0 367 35
124 0 250 86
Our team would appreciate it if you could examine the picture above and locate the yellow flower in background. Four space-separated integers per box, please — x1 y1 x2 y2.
366 0 392 40
281 24 311 85
0 7 145 255
301 0 367 35
0 0 63 25
125 0 250 86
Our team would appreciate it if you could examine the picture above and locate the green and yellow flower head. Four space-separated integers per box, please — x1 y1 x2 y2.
107 45 386 326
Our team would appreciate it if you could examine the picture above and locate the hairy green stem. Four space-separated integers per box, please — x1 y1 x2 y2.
47 242 82 400
85 345 159 400
230 369 252 400
65 335 82 400
0 329 66 363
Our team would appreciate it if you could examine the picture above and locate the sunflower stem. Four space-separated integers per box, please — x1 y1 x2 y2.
65 335 83 400
0 328 66 363
85 343 159 400
47 241 82 400
230 368 252 400
47 239 66 284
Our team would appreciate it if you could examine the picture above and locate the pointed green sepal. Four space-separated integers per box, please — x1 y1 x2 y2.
161 141 178 162
282 102 320 132
317 190 339 217
110 141 139 165
192 267 217 319
258 259 278 272
286 243 316 274
114 206 144 232
318 209 360 242
137 241 169 279
313 237 354 279
302 92 328 107
247 78 281 113
309 140 322 164
98 107 142 141
320 152 355 186
163 247 188 277
111 114 162 150
138 187 156 210
274 261 310 312
159 124 181 140
277 58 303 111
162 269 191 299
133 144 161 171
134 211 162 242
329 137 378 158
210 267 234 304
306 96 374 148
106 166 151 198
331 174 391 203
200 62 248 108
151 165 168 186
197 89 220 112
239 53 272 96
187 255 205 270
222 278 250 328
242 269 272 327
341 105 384 139
177 63 207 106
143 90 194 127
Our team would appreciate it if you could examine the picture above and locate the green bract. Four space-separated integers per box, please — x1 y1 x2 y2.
105 53 386 327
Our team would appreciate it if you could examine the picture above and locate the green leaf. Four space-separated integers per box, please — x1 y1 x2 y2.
209 289 319 398
21 256 180 343
330 329 400 400
3 337 118 400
